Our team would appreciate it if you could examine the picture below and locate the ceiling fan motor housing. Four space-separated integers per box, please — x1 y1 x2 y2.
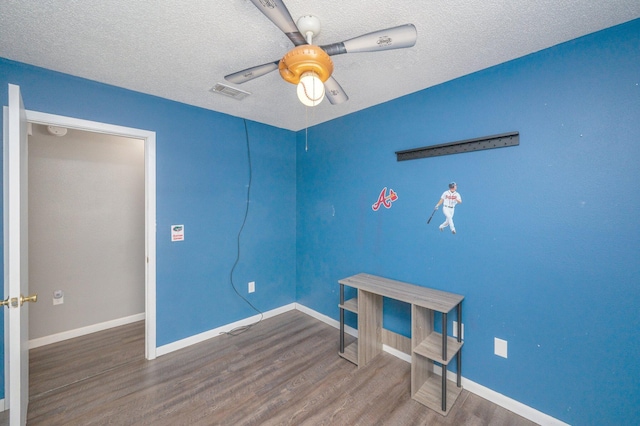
279 45 334 85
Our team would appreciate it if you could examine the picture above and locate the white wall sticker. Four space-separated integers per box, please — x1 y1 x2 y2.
171 224 185 242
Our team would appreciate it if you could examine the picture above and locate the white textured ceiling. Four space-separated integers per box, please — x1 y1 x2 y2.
1 1 639 131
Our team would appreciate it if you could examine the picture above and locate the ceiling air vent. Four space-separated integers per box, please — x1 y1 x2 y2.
210 83 251 100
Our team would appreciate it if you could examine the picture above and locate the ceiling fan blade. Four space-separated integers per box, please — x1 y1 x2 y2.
249 0 306 46
321 24 417 56
224 61 280 84
324 77 349 105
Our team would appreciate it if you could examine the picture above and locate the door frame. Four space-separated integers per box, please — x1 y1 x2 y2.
3 110 156 407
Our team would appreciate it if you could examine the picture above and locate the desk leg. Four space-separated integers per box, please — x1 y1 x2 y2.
442 312 448 412
457 302 462 388
457 302 462 343
457 351 462 388
442 312 447 361
358 290 383 367
339 284 345 353
442 363 447 411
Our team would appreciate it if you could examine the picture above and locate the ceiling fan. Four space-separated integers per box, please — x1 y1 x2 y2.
225 0 417 107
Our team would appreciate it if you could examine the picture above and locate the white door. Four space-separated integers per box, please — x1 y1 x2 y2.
4 83 36 425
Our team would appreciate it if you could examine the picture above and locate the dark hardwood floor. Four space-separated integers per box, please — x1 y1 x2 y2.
1 310 539 425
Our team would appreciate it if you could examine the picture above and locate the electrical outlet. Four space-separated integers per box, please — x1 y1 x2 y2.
248 281 255 293
494 337 508 358
453 321 464 339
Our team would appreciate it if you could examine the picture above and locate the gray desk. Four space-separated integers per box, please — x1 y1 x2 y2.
338 273 464 415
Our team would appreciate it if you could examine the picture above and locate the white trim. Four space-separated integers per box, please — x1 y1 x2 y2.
461 376 569 426
156 304 296 357
28 313 145 349
294 303 569 426
24 112 155 139
296 302 340 330
23 109 157 360
295 302 361 337
2 105 9 413
143 130 157 360
382 344 412 363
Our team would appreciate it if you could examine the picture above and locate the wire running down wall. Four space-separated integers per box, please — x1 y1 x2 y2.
395 131 519 161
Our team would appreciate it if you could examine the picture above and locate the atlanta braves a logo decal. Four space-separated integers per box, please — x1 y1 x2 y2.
372 187 398 211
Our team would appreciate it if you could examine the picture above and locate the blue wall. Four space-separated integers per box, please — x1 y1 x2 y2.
296 19 640 426
0 58 297 394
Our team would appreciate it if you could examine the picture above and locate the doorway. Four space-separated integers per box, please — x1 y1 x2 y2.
28 124 145 346
3 109 156 409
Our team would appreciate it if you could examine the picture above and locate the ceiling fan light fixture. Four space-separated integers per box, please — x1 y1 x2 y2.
226 1 419 109
279 45 333 85
279 44 333 107
297 71 325 107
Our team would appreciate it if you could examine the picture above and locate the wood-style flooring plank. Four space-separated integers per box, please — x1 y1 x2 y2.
29 320 145 398
0 310 541 425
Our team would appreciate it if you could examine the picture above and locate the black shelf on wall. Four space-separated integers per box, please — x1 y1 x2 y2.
395 131 519 161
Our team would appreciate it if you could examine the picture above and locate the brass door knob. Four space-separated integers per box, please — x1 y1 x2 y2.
19 294 37 306
0 298 9 308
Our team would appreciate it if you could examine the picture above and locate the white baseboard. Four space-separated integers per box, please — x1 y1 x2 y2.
295 303 569 426
383 344 412 363
156 303 296 357
295 302 361 338
29 313 145 349
460 376 568 426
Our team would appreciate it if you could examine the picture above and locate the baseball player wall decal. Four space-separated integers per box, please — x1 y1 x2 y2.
433 182 462 234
